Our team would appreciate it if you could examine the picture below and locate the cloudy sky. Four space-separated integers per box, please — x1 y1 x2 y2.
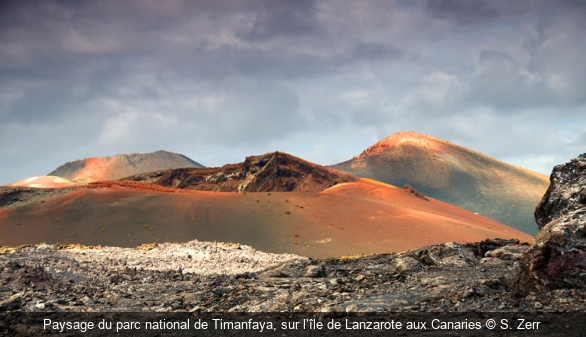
2 0 586 184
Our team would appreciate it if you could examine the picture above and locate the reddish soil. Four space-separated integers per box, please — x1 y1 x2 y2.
0 178 532 259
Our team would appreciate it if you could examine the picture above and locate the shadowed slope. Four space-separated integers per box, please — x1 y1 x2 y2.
124 151 357 192
49 150 204 183
331 131 549 235
0 179 532 259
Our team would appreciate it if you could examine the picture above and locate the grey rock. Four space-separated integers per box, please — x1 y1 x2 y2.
519 209 586 293
302 264 326 278
535 153 586 230
485 245 528 261
393 256 422 272
518 153 586 294
4 238 581 313
344 289 434 311
408 242 477 267
0 292 23 311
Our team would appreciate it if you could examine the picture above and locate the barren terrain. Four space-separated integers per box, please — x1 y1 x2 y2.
0 179 530 259
1 238 583 314
332 131 549 235
124 151 356 192
48 150 204 184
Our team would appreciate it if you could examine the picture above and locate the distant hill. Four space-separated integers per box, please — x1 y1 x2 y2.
331 131 549 235
49 150 204 183
7 176 80 188
124 151 356 192
1 149 533 258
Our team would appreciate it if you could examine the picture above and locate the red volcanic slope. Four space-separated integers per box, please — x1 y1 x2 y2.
0 178 532 258
7 176 80 188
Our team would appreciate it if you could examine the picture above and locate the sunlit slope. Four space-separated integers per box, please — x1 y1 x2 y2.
331 131 549 235
0 179 531 259
7 176 80 188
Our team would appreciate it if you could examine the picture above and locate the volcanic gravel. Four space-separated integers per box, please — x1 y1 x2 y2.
1 239 585 313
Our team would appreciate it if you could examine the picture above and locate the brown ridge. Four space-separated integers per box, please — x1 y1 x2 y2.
124 151 357 192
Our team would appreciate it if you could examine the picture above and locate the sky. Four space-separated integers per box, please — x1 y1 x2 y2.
1 0 586 185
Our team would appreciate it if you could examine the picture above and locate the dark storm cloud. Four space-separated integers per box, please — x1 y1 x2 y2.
0 0 406 88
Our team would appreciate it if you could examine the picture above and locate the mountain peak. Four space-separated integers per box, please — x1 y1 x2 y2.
49 150 204 183
354 131 438 159
125 151 357 192
333 131 550 235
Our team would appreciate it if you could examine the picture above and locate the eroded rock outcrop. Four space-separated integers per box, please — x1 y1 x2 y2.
518 153 586 294
124 152 356 192
534 154 586 229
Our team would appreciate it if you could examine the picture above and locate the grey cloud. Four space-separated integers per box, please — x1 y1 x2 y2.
0 0 407 88
188 43 329 80
235 0 321 42
468 11 586 110
0 56 159 124
479 50 518 67
2 0 586 184
192 84 304 145
350 42 405 62
469 51 532 109
425 0 500 25
1 83 78 123
185 40 407 81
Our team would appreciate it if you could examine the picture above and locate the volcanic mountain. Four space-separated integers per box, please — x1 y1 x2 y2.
0 151 532 258
331 131 549 235
123 151 356 192
49 150 204 183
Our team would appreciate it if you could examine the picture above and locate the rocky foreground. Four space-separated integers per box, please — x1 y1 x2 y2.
1 238 584 313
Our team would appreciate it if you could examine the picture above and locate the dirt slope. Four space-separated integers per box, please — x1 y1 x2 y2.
331 131 549 235
0 179 531 259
